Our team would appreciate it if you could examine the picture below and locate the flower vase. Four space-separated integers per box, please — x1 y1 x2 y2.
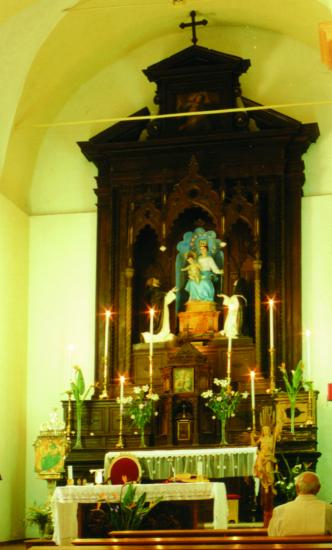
139 429 146 448
220 418 228 446
73 403 83 449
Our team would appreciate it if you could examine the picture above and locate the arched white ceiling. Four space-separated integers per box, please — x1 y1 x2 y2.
0 0 331 212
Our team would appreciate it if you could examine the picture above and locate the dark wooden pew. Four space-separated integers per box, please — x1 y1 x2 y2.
71 536 332 548
31 542 332 550
109 528 268 537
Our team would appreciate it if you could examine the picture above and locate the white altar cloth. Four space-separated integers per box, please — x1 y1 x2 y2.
51 481 227 545
104 446 257 480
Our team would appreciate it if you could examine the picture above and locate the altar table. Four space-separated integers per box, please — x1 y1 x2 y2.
51 481 227 545
104 446 257 481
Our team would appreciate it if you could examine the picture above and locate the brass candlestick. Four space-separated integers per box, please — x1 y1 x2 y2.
306 381 314 425
65 390 72 442
251 408 256 440
116 404 124 448
148 353 153 395
99 357 109 399
268 347 276 391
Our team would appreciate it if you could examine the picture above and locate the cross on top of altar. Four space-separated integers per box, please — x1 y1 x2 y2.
179 10 208 46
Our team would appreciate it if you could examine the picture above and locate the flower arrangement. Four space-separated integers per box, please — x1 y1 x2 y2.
121 385 159 447
91 482 162 532
201 378 248 445
25 502 53 539
279 361 303 434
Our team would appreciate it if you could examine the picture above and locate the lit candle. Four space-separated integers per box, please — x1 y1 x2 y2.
250 370 256 410
268 299 274 349
149 308 154 389
305 329 312 381
104 310 112 362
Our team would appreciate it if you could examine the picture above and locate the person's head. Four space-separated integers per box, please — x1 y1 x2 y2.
261 425 271 436
186 251 196 263
199 243 208 256
295 471 321 495
146 277 160 288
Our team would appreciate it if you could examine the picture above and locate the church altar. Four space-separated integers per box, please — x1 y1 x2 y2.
51 481 227 544
104 446 257 481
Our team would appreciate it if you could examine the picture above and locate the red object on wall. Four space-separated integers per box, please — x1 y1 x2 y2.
327 383 332 401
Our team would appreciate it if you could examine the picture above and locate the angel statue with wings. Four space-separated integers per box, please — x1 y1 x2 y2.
175 228 225 313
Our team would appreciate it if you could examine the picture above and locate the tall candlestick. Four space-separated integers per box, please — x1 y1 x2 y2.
268 298 276 391
226 337 232 385
305 329 312 380
268 299 274 349
149 308 154 391
100 309 112 399
116 375 125 448
104 309 111 362
250 370 256 410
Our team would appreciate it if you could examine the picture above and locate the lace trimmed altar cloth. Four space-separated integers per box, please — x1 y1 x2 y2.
104 446 257 481
51 481 227 544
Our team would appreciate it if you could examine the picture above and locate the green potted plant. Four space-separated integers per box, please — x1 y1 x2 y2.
275 454 312 502
70 366 94 449
25 502 53 539
91 482 162 533
279 361 303 435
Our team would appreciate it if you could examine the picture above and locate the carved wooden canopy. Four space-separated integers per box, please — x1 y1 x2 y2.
78 43 319 390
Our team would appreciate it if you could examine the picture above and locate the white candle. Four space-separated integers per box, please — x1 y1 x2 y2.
305 329 312 380
149 308 154 388
119 375 125 402
67 465 73 480
250 370 256 410
149 308 154 355
227 336 232 353
268 299 274 349
104 310 112 362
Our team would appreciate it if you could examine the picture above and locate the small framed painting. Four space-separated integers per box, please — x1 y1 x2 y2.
173 367 194 393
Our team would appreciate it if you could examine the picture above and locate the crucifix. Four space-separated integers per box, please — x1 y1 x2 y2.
179 10 208 46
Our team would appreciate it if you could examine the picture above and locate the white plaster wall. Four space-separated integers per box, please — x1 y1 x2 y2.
0 194 29 541
25 212 96 522
302 195 332 502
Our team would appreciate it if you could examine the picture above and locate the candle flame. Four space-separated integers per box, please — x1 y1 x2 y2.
250 370 256 379
149 308 155 317
105 309 112 318
120 375 125 383
305 328 311 337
